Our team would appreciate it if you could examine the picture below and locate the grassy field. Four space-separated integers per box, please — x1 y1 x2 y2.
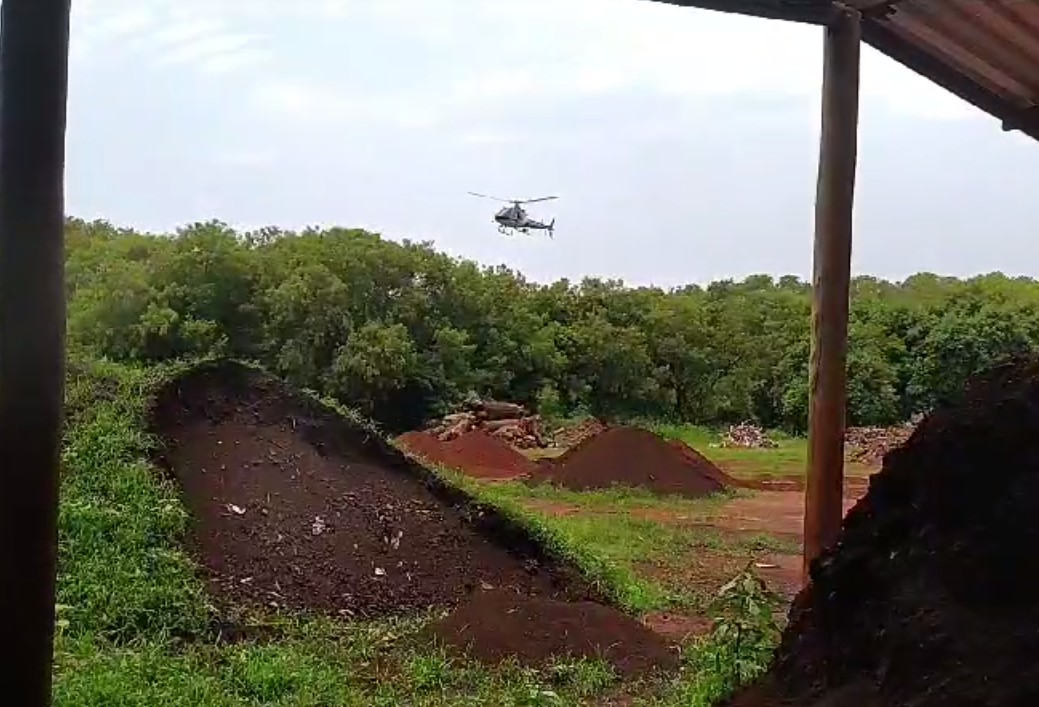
648 422 874 481
650 424 807 478
476 483 796 613
54 360 785 706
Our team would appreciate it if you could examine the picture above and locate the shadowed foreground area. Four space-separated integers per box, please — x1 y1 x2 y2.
728 361 1039 707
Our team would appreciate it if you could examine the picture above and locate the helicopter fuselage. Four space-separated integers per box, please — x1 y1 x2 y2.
494 205 552 233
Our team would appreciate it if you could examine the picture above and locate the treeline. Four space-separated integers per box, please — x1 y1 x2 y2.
65 218 1039 432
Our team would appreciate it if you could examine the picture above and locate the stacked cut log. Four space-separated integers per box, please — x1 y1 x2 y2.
845 417 920 465
424 399 551 449
720 422 778 449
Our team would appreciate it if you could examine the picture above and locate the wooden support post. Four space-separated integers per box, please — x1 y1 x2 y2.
803 8 861 582
0 2 73 705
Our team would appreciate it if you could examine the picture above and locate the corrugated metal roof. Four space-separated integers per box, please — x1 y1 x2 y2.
651 0 1039 141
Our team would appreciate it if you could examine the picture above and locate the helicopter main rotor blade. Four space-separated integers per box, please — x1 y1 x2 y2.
516 196 559 204
467 191 514 203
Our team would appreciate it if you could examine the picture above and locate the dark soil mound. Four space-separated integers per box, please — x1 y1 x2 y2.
397 429 537 480
728 361 1039 707
532 426 729 498
151 361 596 618
429 590 679 679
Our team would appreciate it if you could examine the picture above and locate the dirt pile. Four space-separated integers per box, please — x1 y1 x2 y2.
721 422 778 449
533 426 731 498
667 439 750 489
151 362 592 618
396 429 538 480
430 591 679 679
727 362 1039 707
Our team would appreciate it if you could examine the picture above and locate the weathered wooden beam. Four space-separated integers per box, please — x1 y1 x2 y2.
803 7 861 582
0 1 73 705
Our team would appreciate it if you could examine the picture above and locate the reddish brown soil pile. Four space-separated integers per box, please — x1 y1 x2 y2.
727 361 1039 707
396 429 538 480
152 362 595 618
667 439 751 489
532 426 730 498
429 590 679 679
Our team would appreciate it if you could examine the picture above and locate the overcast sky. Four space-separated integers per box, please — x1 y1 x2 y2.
67 0 1039 287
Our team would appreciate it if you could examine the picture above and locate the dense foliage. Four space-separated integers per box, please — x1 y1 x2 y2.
66 218 1039 432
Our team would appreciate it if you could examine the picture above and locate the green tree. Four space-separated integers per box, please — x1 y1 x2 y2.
62 218 1039 433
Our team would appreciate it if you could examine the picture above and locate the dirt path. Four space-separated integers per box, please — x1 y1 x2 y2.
700 487 863 538
521 479 869 538
518 478 871 603
696 481 870 598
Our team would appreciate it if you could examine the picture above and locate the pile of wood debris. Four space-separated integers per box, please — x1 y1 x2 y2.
720 422 778 449
845 417 920 465
552 418 606 449
424 399 551 449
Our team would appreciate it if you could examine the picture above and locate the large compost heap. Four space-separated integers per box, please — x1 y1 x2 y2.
533 426 735 498
151 361 675 676
728 362 1039 707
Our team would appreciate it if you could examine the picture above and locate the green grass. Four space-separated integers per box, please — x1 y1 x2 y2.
471 481 796 613
431 470 672 614
59 360 208 643
647 423 873 481
53 358 769 706
649 423 809 478
489 482 740 513
55 627 625 706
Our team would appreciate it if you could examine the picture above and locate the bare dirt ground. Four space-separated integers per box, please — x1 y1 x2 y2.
517 472 873 611
403 421 879 644
648 478 871 600
703 482 866 537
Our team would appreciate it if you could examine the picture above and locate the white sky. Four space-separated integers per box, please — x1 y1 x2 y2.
66 0 1039 287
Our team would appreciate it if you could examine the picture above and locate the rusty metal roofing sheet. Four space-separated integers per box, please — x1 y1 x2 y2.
650 0 1039 141
853 0 1039 138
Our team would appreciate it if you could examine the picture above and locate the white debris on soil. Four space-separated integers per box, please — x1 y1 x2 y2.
311 516 327 535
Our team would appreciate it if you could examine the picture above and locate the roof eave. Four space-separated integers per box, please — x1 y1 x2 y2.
861 21 1039 142
647 0 836 25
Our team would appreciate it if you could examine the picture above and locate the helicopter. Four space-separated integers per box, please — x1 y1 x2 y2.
467 192 558 237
